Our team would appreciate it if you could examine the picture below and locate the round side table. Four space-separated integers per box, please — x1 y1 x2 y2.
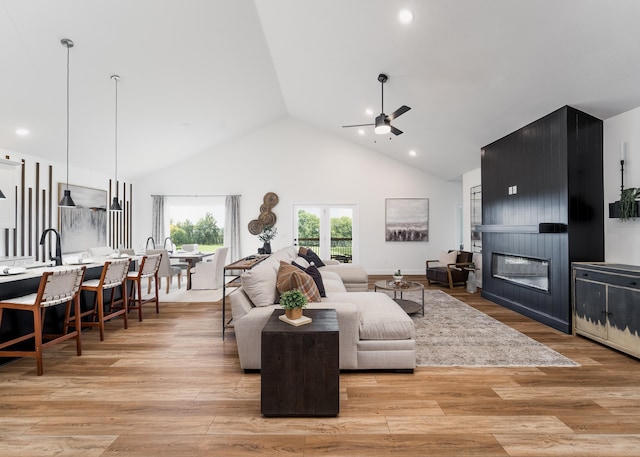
374 279 424 315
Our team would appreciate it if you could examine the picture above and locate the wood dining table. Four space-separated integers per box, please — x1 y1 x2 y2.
169 251 214 290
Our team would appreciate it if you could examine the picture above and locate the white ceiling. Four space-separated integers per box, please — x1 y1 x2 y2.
1 0 640 181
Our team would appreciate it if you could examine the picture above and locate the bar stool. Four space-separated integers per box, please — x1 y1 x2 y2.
0 267 86 376
126 253 162 322
75 258 131 341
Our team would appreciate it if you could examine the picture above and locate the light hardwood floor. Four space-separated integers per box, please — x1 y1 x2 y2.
1 276 639 456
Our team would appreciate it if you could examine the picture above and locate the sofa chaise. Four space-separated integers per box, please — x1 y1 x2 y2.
231 246 416 372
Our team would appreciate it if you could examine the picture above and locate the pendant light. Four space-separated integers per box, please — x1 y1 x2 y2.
109 74 122 212
59 38 75 207
0 189 5 199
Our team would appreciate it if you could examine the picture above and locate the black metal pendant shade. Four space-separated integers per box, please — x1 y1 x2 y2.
110 197 122 212
59 189 75 207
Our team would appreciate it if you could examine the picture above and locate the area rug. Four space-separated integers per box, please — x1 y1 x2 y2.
379 289 579 367
157 286 224 303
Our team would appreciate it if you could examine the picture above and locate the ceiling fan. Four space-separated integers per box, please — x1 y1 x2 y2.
342 73 411 135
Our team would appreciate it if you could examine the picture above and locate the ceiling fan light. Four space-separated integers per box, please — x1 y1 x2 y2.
375 124 391 134
374 115 391 134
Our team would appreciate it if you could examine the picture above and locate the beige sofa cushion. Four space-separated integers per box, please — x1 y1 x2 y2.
320 263 367 285
320 271 347 294
329 292 415 340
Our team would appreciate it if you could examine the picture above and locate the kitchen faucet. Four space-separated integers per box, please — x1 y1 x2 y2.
163 237 173 252
146 236 156 250
39 228 63 266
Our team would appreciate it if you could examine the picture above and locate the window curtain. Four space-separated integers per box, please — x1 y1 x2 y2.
151 195 165 248
225 195 240 263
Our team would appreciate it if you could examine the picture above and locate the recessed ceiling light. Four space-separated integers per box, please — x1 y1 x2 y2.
365 108 374 116
398 9 414 24
358 129 365 136
16 128 29 136
409 150 417 157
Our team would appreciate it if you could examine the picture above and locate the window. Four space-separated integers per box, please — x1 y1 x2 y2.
165 196 225 252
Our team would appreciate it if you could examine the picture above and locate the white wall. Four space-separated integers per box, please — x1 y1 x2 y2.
604 106 640 263
134 118 462 275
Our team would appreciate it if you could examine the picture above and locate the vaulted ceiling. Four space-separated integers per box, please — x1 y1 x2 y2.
1 0 639 181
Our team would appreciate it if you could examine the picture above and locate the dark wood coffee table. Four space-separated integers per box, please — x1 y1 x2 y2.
261 309 339 417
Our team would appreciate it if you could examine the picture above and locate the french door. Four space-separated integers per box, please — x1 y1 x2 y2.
293 204 358 264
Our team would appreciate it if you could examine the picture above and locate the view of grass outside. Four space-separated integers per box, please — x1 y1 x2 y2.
170 212 223 253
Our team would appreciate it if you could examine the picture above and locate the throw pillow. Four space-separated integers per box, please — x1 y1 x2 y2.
304 263 326 297
300 247 325 268
276 261 321 302
240 258 279 307
298 247 309 257
293 256 310 268
438 250 459 268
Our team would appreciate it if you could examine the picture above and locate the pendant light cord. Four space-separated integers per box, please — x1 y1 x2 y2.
65 42 70 191
114 75 119 195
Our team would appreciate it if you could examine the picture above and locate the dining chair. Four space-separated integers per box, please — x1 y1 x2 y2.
126 253 162 321
0 267 86 376
75 258 131 341
191 246 228 290
146 249 181 293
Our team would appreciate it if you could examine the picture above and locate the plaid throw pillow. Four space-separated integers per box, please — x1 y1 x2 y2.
276 261 321 302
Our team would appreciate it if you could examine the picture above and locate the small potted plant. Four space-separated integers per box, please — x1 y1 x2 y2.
257 225 277 254
279 289 308 320
393 269 403 283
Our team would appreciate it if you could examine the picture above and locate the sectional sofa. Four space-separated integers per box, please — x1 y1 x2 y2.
230 246 416 371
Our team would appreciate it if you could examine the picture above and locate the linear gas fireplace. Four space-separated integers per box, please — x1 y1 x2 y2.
492 253 550 293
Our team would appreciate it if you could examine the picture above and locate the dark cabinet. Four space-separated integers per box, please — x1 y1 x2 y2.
573 263 640 358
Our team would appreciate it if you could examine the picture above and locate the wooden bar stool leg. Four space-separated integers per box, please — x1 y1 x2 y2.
154 275 160 314
74 295 82 356
96 286 105 341
137 279 143 322
34 306 44 376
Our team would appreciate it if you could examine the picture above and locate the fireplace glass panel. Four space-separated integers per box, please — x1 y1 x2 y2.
492 253 549 292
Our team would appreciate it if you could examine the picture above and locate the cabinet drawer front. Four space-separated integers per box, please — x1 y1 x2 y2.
574 269 640 290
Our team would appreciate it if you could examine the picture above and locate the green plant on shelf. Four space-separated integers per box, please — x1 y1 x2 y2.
619 187 640 221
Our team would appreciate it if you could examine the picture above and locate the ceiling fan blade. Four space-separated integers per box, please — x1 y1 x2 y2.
390 125 403 136
388 105 411 121
342 123 374 128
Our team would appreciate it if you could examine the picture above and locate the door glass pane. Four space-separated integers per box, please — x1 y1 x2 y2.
297 208 321 251
330 208 353 263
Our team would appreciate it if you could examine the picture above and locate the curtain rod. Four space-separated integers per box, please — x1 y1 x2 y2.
151 194 241 197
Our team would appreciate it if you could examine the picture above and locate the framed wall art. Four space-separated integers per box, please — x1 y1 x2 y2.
385 198 429 242
58 183 108 253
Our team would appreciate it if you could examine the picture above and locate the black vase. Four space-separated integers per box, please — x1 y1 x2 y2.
263 242 272 254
